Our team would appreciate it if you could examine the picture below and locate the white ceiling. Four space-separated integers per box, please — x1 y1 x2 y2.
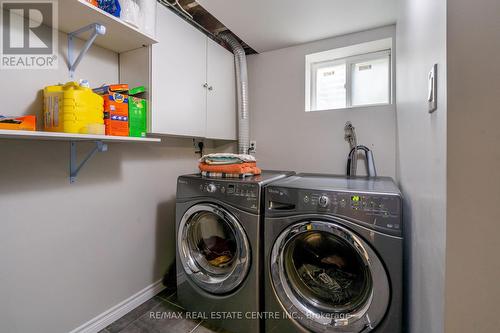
197 0 398 53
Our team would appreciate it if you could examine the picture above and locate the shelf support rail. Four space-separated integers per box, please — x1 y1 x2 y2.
68 23 107 79
70 141 108 183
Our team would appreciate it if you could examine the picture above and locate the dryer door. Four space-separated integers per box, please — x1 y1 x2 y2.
178 203 251 295
270 220 390 332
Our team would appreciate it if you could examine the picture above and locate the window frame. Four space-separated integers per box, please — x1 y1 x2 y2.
308 49 392 112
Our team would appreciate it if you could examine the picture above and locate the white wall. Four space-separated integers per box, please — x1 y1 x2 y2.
445 1 500 332
396 0 447 332
0 31 201 333
248 26 397 178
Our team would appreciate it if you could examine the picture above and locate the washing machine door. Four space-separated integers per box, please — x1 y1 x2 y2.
270 220 390 332
178 203 251 295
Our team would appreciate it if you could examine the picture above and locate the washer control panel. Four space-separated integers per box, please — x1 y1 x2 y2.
267 187 402 235
301 191 399 216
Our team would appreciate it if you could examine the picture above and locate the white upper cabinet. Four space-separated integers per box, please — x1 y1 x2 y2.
206 38 237 140
151 6 207 137
120 5 237 140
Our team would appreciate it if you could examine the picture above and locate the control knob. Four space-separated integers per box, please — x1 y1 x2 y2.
318 195 330 208
206 184 217 193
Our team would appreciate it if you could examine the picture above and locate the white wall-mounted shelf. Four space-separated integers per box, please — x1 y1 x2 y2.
0 130 161 183
59 0 158 53
0 130 161 143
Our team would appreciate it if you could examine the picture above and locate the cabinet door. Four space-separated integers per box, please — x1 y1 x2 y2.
206 38 237 140
151 5 207 137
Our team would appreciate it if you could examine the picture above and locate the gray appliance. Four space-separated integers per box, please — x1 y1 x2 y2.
176 171 294 333
264 174 403 333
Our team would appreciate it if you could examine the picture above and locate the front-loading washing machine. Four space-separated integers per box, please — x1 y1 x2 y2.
264 174 403 333
176 171 294 333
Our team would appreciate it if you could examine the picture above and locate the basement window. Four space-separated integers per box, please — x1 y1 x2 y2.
306 40 392 112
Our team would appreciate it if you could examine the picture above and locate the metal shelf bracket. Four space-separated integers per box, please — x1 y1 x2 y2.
68 23 107 79
70 141 108 183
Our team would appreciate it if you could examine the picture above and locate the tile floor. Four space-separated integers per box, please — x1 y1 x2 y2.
98 289 228 333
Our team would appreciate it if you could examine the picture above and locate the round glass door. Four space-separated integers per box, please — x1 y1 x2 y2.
271 221 389 332
178 204 251 294
284 231 373 313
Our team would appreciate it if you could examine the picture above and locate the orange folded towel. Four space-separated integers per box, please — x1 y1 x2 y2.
199 162 262 175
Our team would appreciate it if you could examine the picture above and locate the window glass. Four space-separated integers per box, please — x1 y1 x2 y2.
351 55 390 107
315 63 346 110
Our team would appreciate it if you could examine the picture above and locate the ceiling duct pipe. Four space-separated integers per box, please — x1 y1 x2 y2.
218 32 250 155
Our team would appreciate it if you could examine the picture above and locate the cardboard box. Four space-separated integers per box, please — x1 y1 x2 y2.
94 85 129 136
128 86 147 138
0 115 36 131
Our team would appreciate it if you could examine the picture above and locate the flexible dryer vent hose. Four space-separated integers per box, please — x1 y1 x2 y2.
218 32 250 155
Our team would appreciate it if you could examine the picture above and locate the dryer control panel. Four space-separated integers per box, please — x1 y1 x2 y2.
178 177 260 213
267 187 402 236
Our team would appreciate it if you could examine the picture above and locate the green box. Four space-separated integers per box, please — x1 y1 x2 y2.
128 86 147 138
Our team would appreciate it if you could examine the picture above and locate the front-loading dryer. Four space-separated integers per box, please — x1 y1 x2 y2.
264 174 403 333
176 171 294 333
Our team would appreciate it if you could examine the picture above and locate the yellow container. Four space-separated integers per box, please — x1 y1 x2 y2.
43 82 104 134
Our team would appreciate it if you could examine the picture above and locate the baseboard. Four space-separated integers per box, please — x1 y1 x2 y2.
69 280 166 333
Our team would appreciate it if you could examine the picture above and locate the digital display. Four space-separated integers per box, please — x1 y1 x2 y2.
351 195 361 202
